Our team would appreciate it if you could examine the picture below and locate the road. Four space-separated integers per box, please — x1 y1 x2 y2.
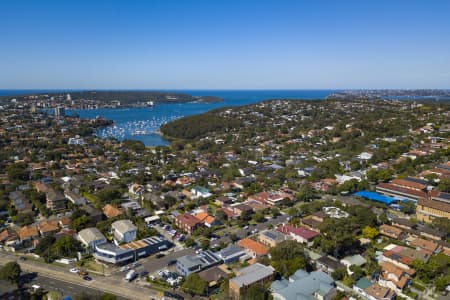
21 271 127 300
0 251 161 300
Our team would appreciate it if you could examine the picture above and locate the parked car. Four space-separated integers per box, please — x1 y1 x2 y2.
167 259 177 266
125 270 137 282
82 275 92 281
69 268 79 273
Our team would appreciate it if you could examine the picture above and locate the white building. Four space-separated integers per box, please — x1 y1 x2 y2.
77 227 107 250
111 219 137 244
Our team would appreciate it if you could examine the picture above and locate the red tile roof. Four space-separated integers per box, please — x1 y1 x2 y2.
238 238 269 256
176 213 201 227
277 224 319 240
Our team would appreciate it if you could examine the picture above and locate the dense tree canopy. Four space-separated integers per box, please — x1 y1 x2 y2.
269 240 311 278
0 261 21 283
181 273 208 296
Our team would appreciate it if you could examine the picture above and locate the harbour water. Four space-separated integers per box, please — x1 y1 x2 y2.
1 90 335 145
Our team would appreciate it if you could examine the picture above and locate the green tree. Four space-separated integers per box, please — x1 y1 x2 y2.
0 261 21 283
362 226 379 240
349 265 364 281
184 238 196 248
100 293 117 300
438 178 450 193
432 217 450 233
252 211 266 223
296 184 316 201
70 215 90 231
35 236 56 258
270 240 311 278
241 284 268 300
6 162 29 182
331 267 347 281
52 235 82 257
181 273 208 296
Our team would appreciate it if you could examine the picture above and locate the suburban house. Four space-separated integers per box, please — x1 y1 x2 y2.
237 238 269 258
408 237 440 254
17 225 39 242
379 224 404 240
193 211 218 228
391 218 415 231
229 263 275 299
190 186 212 199
111 219 137 244
378 261 415 293
364 282 396 300
64 190 86 205
198 266 230 292
277 224 319 246
258 229 290 248
316 256 345 274
77 227 107 250
354 278 396 300
102 204 123 219
38 220 59 236
340 254 366 274
381 244 429 271
270 269 336 300
0 229 19 248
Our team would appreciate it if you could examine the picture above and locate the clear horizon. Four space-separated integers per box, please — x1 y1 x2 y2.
1 0 450 89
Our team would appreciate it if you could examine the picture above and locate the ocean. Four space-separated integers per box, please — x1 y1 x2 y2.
0 89 335 145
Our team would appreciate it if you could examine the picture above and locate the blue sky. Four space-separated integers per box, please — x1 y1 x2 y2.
1 0 449 89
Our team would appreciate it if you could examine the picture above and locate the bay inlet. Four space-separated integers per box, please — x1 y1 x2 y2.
68 90 335 146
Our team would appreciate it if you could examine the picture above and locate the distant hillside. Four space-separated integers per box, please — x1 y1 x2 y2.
160 107 244 140
0 91 223 104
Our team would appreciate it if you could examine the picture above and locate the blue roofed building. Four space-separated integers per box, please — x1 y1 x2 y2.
270 269 337 300
354 190 396 205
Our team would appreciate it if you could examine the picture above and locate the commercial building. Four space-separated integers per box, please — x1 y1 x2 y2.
216 244 246 264
416 191 450 223
176 250 221 276
95 236 171 264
